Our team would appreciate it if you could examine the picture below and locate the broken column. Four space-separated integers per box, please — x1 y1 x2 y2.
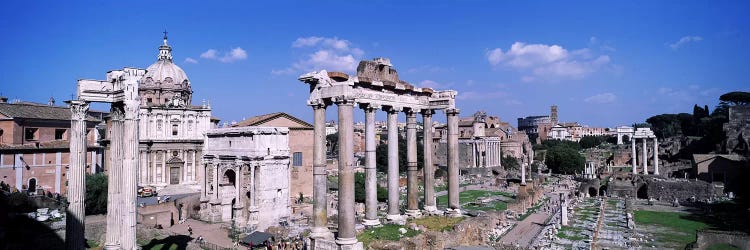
405 109 420 217
631 137 637 174
642 138 648 174
310 103 333 239
362 104 380 226
67 100 89 250
104 104 124 250
386 106 402 221
446 108 461 217
653 137 659 175
335 98 357 248
422 110 437 212
560 193 568 226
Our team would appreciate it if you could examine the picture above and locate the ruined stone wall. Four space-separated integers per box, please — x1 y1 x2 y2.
646 179 716 201
724 105 750 155
694 230 750 250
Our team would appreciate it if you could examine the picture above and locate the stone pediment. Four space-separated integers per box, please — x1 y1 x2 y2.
166 156 184 164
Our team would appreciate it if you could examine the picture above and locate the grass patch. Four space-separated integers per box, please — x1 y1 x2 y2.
436 190 513 207
413 216 465 232
634 210 708 247
464 201 508 211
556 226 586 241
357 224 419 248
707 243 741 250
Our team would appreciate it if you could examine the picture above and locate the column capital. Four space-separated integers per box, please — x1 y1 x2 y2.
404 108 421 115
332 96 355 106
421 109 435 116
445 108 460 115
123 99 140 120
359 103 381 112
68 100 89 121
309 100 329 110
383 105 403 113
110 103 125 121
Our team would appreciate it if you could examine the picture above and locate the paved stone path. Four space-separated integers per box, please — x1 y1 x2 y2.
164 219 235 248
499 211 550 247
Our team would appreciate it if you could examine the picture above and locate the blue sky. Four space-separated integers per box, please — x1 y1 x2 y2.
1 1 748 127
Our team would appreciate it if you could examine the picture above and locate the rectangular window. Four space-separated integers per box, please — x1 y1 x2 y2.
25 128 38 141
292 152 303 167
55 129 66 140
146 98 153 104
172 124 178 136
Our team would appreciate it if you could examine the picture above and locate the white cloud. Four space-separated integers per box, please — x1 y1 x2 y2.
669 36 703 50
487 42 611 81
273 36 365 74
456 91 508 100
419 80 444 89
184 57 198 64
200 49 217 59
199 47 248 63
584 93 616 104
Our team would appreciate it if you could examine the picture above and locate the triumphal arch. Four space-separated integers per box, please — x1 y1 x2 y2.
299 58 460 250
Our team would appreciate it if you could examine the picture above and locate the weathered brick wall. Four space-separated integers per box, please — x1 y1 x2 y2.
694 230 750 250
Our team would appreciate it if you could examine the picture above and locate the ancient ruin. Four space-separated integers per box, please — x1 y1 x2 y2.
75 68 144 249
298 58 458 249
199 127 291 231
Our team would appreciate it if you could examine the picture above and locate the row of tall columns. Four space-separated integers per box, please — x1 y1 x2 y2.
67 100 89 250
104 105 124 250
630 137 659 175
308 102 461 248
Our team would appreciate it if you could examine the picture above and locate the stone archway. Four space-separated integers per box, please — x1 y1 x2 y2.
599 185 608 196
588 187 598 197
28 178 37 193
637 184 649 199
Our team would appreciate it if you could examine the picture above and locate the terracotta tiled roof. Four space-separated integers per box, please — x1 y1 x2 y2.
232 112 313 128
0 103 100 122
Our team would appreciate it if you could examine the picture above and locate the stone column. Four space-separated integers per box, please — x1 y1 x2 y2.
335 98 357 247
471 143 477 168
310 103 332 239
653 137 659 175
422 110 437 212
405 109 421 217
121 99 139 250
386 106 402 221
66 100 88 250
446 108 461 217
362 104 380 226
200 163 207 201
642 138 648 174
234 162 246 227
560 193 568 226
521 154 527 185
631 137 637 174
104 104 124 250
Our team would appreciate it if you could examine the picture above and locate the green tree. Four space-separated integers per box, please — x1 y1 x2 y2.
375 134 423 173
326 132 339 156
502 155 520 170
85 173 108 215
719 91 750 106
579 135 608 149
544 146 585 174
354 172 387 202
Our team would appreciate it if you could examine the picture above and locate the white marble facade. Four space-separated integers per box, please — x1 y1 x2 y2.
136 34 212 190
200 127 291 231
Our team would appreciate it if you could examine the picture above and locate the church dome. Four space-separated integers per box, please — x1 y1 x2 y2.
141 34 191 90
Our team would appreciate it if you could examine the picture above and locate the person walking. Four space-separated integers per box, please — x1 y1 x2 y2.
187 225 193 235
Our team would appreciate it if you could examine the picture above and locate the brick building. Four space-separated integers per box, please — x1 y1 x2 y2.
0 98 104 195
